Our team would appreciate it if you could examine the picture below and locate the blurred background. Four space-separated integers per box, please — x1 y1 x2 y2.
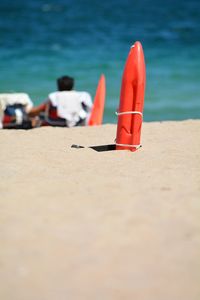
0 0 199 123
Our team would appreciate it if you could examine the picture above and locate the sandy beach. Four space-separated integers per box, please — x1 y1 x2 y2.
0 119 200 300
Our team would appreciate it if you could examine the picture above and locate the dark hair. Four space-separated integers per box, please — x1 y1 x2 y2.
57 76 74 91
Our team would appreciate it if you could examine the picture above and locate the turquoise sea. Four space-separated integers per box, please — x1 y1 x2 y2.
0 0 199 123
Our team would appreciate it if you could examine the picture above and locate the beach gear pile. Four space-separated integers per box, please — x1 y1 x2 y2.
0 93 34 129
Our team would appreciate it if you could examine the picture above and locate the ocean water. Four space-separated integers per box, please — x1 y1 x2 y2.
0 0 200 123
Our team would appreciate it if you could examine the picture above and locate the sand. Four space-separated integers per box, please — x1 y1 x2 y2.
0 120 200 300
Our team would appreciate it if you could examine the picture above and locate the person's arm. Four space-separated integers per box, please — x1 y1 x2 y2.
28 100 49 117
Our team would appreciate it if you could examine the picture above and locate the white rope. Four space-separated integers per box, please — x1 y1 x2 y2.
115 143 142 149
115 111 143 150
115 111 143 117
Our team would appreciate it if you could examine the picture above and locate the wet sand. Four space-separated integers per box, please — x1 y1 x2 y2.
0 120 200 300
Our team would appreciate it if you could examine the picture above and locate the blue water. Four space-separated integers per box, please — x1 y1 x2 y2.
0 0 200 123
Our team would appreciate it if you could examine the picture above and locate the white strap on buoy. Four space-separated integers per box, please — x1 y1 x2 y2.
115 111 143 149
115 143 142 149
115 111 143 117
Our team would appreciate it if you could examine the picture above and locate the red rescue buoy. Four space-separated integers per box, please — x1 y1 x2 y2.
88 74 106 126
116 41 146 151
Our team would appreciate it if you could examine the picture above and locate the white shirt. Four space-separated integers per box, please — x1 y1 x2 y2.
48 90 92 127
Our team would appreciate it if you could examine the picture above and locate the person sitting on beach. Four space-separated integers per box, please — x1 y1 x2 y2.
29 75 93 127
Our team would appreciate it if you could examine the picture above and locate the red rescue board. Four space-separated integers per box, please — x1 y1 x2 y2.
116 41 146 151
88 74 106 126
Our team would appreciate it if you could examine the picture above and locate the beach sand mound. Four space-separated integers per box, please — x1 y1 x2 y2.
0 120 200 300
